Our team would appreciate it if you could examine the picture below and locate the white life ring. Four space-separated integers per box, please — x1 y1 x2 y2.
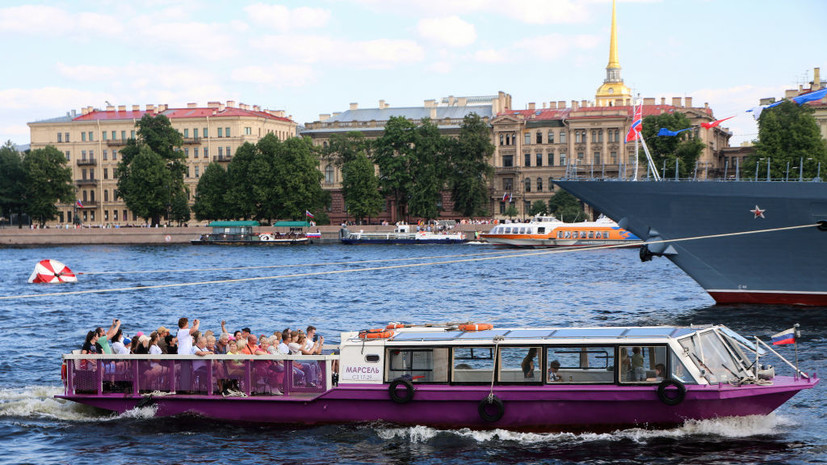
260 234 274 241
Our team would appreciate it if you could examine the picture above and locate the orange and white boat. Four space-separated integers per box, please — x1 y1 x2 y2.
481 215 641 248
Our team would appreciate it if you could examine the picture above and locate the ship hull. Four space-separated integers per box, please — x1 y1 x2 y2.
556 180 827 306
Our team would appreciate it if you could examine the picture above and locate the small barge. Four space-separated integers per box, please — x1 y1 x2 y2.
58 324 816 430
340 223 465 244
192 221 309 246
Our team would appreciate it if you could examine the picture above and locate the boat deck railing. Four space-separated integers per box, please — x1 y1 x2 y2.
61 353 337 398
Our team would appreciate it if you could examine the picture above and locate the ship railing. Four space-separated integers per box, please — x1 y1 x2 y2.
61 353 337 398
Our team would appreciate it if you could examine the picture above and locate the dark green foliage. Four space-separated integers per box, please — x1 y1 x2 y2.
270 136 326 220
115 114 186 225
548 188 585 222
170 189 191 225
528 200 548 216
22 145 75 226
407 119 447 220
0 141 27 224
640 112 704 178
448 114 494 217
504 204 518 219
323 132 371 166
373 116 418 220
226 142 261 220
744 101 827 179
341 153 384 223
193 163 230 221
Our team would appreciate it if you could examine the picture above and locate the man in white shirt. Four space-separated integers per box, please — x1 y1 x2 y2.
278 329 291 354
177 317 200 392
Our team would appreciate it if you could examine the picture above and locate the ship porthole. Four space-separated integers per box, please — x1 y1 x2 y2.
657 379 686 406
478 395 505 422
389 378 415 404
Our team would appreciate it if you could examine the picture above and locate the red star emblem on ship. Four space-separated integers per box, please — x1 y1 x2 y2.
750 205 766 219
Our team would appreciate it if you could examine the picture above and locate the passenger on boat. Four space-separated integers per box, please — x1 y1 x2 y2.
548 360 562 381
133 335 150 354
294 334 321 386
164 334 178 354
215 333 230 355
278 329 291 354
144 332 168 387
80 330 99 369
156 326 171 353
206 334 217 353
619 348 631 381
521 348 537 379
110 329 130 355
177 318 199 391
241 334 259 355
95 319 121 354
648 363 666 382
631 347 645 381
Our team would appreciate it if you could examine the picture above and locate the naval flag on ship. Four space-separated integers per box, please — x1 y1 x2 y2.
771 327 798 345
625 102 643 142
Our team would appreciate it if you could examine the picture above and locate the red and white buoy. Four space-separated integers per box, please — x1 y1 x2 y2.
28 259 78 284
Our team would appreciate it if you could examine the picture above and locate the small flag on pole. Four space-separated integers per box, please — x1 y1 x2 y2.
76 200 83 208
657 127 692 137
771 327 797 345
502 192 508 202
305 210 315 218
507 192 513 202
625 102 643 142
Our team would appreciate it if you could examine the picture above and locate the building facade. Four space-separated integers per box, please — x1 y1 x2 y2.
28 101 296 225
301 92 511 223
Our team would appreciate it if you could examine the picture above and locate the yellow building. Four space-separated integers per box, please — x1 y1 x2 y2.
28 101 296 225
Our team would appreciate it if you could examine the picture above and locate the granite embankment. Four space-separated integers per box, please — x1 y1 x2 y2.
0 224 490 246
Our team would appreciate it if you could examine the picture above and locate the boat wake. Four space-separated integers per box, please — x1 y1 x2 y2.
375 414 795 444
0 385 156 422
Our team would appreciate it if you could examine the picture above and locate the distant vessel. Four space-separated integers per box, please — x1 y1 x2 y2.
192 221 309 246
481 215 640 248
58 323 817 430
556 180 827 305
340 223 465 244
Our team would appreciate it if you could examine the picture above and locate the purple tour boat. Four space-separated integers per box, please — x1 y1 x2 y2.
58 324 818 431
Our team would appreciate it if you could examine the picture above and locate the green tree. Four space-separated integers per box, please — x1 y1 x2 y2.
0 141 27 226
117 145 171 225
170 189 191 225
528 200 548 216
323 131 371 166
23 145 75 226
269 136 326 220
341 152 384 223
226 142 260 220
192 163 231 221
447 114 494 217
373 116 417 220
640 112 704 178
548 189 585 222
115 114 186 225
504 204 518 219
744 100 827 179
407 119 447 220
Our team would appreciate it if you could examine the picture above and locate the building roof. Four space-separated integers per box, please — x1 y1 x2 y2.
50 106 293 124
497 104 713 123
323 105 493 123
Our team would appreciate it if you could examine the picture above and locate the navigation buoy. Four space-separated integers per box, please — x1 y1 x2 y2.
28 259 78 284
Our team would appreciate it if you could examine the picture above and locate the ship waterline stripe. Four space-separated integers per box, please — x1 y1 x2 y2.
3 223 816 301
707 289 827 296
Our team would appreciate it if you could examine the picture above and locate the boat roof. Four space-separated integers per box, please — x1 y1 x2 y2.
350 325 711 344
208 220 260 227
273 221 310 227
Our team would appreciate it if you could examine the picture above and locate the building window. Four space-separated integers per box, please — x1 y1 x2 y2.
65 151 70 161
114 210 118 221
325 165 334 184
524 200 531 213
499 134 504 145
218 147 223 157
560 131 566 144
245 127 252 135
57 133 62 143
611 151 617 164
90 190 95 202
524 132 531 145
500 202 506 214
103 168 108 179
83 190 88 202
184 147 189 158
89 150 94 160
537 177 543 192
121 130 126 140
195 166 200 178
103 150 107 161
193 128 199 138
577 152 584 161
81 150 87 161
547 152 554 166
524 153 531 167
549 177 554 189
90 168 95 180
88 131 93 141
226 146 230 157
112 150 117 161
225 127 230 137
217 127 223 138
65 132 70 142
548 131 554 144
104 210 109 222
111 130 116 140
502 155 513 167
81 132 86 142
503 178 513 191
204 147 208 158
194 147 199 158
186 166 190 178
560 152 567 166
575 131 582 144
536 131 542 144
203 128 208 138
536 153 542 167
104 189 109 201
130 130 135 139
524 177 531 192
102 131 107 141
183 128 189 138
594 152 601 165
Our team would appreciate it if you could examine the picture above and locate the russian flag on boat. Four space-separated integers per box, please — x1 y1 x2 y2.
771 327 797 345
305 210 314 218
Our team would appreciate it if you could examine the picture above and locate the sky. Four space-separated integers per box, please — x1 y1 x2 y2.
2 0 826 147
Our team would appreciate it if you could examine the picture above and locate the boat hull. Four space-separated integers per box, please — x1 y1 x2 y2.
191 238 309 246
57 376 814 430
341 238 465 245
556 180 827 306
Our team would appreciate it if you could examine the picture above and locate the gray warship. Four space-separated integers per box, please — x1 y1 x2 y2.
556 180 827 306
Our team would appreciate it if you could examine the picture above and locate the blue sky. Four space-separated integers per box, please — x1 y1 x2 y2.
2 0 825 147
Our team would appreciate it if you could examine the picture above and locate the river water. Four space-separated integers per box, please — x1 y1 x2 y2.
0 243 823 464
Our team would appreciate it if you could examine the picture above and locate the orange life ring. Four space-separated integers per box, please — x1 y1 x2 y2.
386 323 406 329
61 362 67 381
459 323 494 332
359 328 395 339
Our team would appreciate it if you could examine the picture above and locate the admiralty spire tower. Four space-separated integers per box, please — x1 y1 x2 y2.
595 0 632 106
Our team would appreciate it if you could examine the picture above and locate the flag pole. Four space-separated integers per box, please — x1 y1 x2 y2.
794 323 800 379
633 96 639 181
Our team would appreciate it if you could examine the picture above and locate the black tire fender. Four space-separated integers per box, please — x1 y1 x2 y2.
478 395 505 422
388 378 415 404
657 379 686 406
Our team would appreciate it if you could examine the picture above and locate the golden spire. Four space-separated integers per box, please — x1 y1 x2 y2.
607 0 619 69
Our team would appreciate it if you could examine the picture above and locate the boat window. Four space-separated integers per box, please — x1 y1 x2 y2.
694 331 749 383
386 348 449 383
618 346 667 383
538 227 545 234
669 350 697 385
546 346 615 384
519 227 526 234
603 231 609 239
505 227 511 234
572 231 578 239
588 231 594 239
452 347 495 383
564 231 571 239
498 347 543 383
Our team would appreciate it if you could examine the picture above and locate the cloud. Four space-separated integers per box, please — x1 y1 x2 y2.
473 49 508 63
256 35 425 69
244 3 331 31
426 61 453 73
514 34 601 61
349 0 590 24
417 16 477 47
130 19 239 61
231 64 316 87
0 5 123 35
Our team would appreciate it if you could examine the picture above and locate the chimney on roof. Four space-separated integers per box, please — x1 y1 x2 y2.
549 102 557 109
542 102 546 109
253 105 261 112
106 105 115 111
187 102 197 108
571 100 579 110
458 97 467 106
81 107 90 116
660 97 666 105
558 101 566 109
132 105 140 111
118 105 126 112
226 100 236 108
332 112 341 118
158 104 167 112
528 102 536 110
581 100 588 108
705 102 709 109
429 107 437 119
207 101 220 109
319 114 330 122
813 67 822 90
146 104 155 113
379 99 386 109
424 99 436 108
672 97 682 107
349 102 358 110
643 98 655 106
240 103 250 110
685 97 693 107
274 110 285 117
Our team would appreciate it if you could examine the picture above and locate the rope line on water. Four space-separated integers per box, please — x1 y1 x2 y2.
3 223 816 301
